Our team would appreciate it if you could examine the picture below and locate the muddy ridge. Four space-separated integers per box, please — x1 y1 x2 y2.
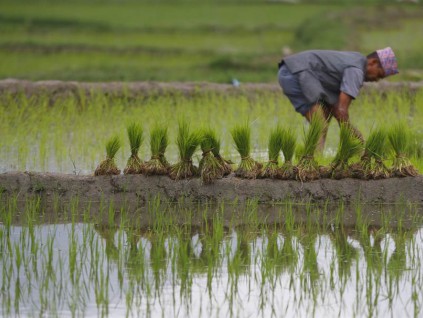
0 79 422 99
1 172 422 206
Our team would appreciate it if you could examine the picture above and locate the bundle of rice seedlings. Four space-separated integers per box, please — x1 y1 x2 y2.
94 135 121 176
330 123 363 179
350 128 386 179
278 128 297 180
231 122 262 179
388 123 419 177
199 128 224 184
142 125 169 175
124 123 143 174
368 129 390 179
210 135 233 176
260 125 283 178
169 120 202 180
296 110 325 182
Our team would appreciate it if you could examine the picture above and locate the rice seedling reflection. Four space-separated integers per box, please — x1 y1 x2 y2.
0 196 423 317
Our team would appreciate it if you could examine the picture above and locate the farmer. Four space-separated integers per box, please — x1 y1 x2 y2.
278 47 399 150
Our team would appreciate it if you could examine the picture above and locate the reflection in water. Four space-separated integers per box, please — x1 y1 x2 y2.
1 199 423 317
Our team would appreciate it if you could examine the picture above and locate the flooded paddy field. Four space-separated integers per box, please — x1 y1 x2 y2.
2 1 423 316
1 195 423 317
1 82 423 317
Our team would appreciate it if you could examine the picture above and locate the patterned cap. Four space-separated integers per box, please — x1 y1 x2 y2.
376 47 398 76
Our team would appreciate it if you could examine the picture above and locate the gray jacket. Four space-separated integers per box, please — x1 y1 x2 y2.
283 50 367 105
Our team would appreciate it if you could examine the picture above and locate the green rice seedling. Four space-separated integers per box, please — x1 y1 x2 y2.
124 123 143 174
351 128 387 179
231 122 262 179
260 125 283 178
199 128 224 184
210 133 233 176
368 130 390 180
296 110 325 182
94 135 121 176
169 120 202 180
142 125 169 175
388 123 419 177
278 128 297 180
330 123 363 179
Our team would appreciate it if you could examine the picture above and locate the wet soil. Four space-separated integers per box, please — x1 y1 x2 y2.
1 171 421 205
2 171 422 229
0 79 422 100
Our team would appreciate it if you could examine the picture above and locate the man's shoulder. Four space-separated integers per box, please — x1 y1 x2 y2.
287 49 365 60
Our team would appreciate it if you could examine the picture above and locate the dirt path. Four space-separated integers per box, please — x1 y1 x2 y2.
1 79 422 99
1 171 421 205
2 171 422 228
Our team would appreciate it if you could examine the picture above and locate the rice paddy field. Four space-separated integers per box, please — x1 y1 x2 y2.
2 0 423 317
0 0 423 82
1 84 423 317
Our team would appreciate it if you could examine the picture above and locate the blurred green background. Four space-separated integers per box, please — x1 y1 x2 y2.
1 0 422 83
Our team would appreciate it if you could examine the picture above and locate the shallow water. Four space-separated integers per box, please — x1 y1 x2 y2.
1 202 422 318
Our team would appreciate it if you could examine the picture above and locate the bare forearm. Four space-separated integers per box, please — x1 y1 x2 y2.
333 92 364 142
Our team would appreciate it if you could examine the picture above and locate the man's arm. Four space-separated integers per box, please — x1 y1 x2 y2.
332 92 364 142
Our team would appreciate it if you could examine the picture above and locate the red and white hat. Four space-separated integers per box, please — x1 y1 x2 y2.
376 47 399 76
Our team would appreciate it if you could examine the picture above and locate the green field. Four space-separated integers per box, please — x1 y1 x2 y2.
1 0 422 82
2 2 423 317
1 89 422 174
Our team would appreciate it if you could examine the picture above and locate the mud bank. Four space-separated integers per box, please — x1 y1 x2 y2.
0 79 422 100
1 171 422 206
2 171 422 228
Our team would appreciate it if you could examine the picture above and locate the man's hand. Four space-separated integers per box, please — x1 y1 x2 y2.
332 92 364 143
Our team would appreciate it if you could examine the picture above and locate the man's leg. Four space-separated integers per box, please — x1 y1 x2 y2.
304 103 332 152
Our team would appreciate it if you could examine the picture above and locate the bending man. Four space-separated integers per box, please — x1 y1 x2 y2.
278 47 398 150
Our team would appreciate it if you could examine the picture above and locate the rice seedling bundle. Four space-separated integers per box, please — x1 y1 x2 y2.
199 128 225 184
278 128 297 180
210 135 233 176
169 120 201 180
330 123 363 179
368 129 390 179
296 110 325 182
351 128 388 179
388 123 419 177
94 135 121 176
231 122 262 179
124 123 143 174
142 125 170 176
260 125 283 178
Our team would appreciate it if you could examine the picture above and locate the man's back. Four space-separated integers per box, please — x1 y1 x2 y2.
282 50 367 105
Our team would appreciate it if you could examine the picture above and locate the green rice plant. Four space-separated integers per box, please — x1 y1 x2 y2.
296 110 325 182
278 128 297 180
231 122 262 179
260 125 283 178
94 135 121 176
210 133 233 176
368 129 390 179
124 123 143 174
388 123 419 177
351 128 387 179
199 128 224 184
330 123 363 179
142 125 169 176
169 120 201 180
